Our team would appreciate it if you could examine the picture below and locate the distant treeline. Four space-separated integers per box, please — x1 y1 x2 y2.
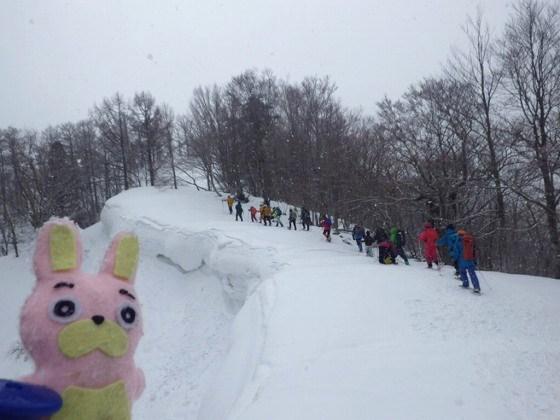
2 0 560 278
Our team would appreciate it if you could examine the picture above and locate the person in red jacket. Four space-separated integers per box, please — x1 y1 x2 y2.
418 222 439 268
320 214 332 242
249 206 258 222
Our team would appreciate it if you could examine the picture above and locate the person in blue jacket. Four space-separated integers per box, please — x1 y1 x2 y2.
235 201 244 221
454 229 481 294
437 224 460 276
352 224 366 252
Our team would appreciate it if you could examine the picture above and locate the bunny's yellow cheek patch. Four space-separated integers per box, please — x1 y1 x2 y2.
52 381 130 420
58 320 128 358
50 225 77 271
114 235 139 280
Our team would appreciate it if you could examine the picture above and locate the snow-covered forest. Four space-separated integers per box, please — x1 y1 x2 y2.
2 0 560 278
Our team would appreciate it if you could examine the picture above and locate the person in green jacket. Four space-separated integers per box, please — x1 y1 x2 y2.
272 206 284 227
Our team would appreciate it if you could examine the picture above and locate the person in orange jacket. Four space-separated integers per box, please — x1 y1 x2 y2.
262 205 272 226
455 229 481 293
418 222 439 268
224 195 235 215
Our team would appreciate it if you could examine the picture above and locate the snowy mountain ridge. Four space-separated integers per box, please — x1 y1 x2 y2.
1 186 559 419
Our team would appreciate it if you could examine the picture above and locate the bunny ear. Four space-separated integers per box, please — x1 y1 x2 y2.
34 219 82 280
100 232 139 283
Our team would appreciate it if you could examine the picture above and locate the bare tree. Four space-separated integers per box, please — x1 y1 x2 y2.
501 0 560 277
130 92 169 186
161 104 178 189
93 93 133 191
0 134 17 256
449 11 507 228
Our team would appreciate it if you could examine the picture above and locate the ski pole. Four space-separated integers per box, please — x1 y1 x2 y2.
434 248 443 276
477 269 493 292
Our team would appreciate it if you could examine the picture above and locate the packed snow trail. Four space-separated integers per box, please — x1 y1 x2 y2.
200 251 560 419
1 186 560 419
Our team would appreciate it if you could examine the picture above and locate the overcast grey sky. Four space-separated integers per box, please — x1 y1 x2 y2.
1 0 513 129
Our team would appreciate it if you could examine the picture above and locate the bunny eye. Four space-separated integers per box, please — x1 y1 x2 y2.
49 297 82 324
117 303 138 330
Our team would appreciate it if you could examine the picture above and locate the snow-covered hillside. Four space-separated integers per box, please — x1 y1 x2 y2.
1 186 559 419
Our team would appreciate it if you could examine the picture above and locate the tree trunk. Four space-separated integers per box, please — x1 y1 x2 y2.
119 113 130 190
167 131 178 190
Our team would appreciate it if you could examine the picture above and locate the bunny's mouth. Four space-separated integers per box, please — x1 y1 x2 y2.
57 319 129 358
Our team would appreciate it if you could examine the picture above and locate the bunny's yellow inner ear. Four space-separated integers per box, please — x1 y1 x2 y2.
113 235 139 281
50 225 77 271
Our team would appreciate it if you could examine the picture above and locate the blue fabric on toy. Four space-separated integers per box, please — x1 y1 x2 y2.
0 379 62 419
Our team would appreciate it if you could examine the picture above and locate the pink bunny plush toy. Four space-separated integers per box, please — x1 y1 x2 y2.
19 218 145 419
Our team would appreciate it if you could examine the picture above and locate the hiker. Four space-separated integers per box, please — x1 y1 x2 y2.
299 207 306 230
301 207 311 231
320 214 332 241
236 190 248 203
224 195 235 215
235 201 243 221
418 222 439 268
258 203 265 223
437 224 460 276
373 227 389 262
364 231 375 257
249 206 258 222
262 204 272 226
455 229 481 294
352 224 366 252
378 239 396 264
288 208 298 230
390 227 409 265
373 227 389 243
273 206 284 227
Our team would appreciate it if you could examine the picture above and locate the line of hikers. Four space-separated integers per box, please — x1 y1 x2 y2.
224 194 315 231
225 195 480 294
352 221 481 294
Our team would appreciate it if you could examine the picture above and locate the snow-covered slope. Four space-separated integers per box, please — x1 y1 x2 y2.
1 186 559 419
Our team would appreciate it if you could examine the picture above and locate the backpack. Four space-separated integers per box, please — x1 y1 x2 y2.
462 233 475 260
275 207 282 216
396 230 406 247
375 229 388 243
